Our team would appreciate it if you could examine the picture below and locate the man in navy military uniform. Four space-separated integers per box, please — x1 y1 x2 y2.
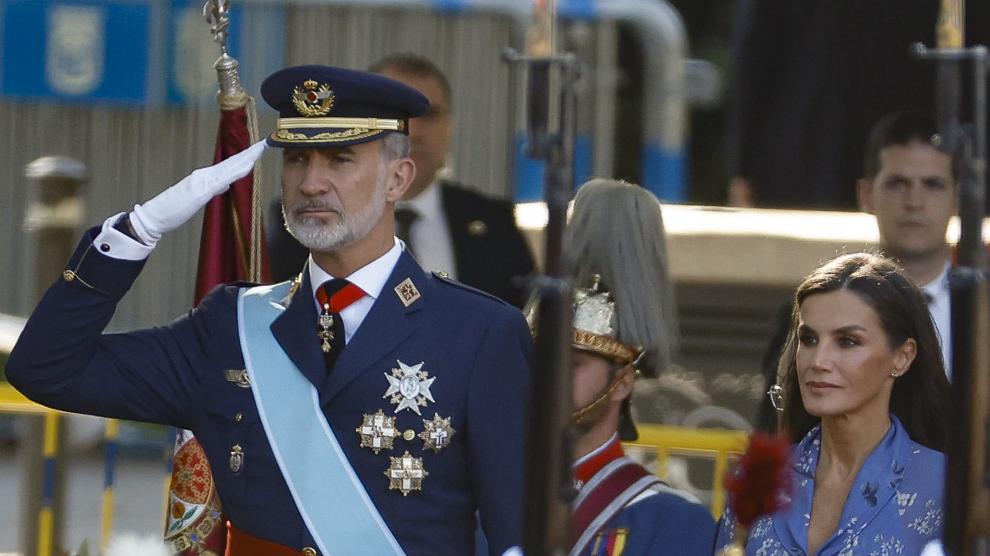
269 54 535 308
8 65 531 556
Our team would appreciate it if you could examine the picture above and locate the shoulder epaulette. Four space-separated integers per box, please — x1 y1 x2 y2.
431 271 510 306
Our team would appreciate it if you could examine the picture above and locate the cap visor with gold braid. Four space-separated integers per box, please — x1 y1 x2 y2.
261 64 429 148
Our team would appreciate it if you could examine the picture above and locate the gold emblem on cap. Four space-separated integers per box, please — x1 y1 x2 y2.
356 410 398 454
292 80 335 117
385 451 428 495
419 413 456 453
394 278 421 307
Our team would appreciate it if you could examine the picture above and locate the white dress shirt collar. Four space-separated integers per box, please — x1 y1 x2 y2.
400 179 443 221
305 239 404 344
395 181 458 278
920 261 952 379
307 239 403 303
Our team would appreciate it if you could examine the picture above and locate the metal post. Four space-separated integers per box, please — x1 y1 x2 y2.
19 156 87 556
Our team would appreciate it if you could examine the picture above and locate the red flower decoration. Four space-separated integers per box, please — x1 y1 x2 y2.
724 433 793 528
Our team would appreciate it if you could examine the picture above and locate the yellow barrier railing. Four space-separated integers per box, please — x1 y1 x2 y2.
0 381 119 555
625 424 749 518
2 381 749 545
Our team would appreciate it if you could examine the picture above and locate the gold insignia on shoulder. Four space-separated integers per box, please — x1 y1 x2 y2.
288 274 302 300
394 278 421 307
419 413 455 453
437 271 450 279
385 451 428 495
356 410 398 454
467 220 488 236
292 80 335 117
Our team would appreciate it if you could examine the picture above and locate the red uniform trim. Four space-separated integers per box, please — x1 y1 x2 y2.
226 522 305 556
574 437 625 486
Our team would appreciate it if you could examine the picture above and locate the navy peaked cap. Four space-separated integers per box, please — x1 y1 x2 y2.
261 64 429 148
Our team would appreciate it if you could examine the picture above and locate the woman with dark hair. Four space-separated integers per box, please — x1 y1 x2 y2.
716 252 950 555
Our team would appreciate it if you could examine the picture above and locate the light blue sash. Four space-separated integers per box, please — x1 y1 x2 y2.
237 283 405 556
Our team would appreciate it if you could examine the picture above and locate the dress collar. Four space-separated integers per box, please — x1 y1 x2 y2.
573 433 624 485
778 415 914 553
307 239 403 307
397 180 442 222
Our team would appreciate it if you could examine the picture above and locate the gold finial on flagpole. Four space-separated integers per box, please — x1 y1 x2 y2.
204 0 245 103
936 0 964 49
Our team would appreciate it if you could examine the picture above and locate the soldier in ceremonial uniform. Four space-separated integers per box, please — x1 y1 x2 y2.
561 179 715 556
7 65 531 556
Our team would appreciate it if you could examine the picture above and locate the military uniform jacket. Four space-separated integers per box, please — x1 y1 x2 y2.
571 436 716 556
7 229 533 556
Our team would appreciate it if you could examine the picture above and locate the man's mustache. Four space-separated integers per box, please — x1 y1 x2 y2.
287 199 343 215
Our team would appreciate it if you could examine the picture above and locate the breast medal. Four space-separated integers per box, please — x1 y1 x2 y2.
385 451 429 496
356 410 398 454
419 413 455 453
384 360 435 415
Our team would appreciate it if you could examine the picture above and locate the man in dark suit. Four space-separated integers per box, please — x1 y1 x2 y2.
757 112 956 430
269 54 535 307
727 0 987 209
9 65 531 556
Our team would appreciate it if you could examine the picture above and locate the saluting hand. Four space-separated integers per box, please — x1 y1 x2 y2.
129 139 268 247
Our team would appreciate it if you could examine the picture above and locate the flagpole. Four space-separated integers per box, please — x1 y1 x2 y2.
505 1 581 552
914 1 990 553
205 0 264 284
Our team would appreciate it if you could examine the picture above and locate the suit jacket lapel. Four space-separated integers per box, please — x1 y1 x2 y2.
319 251 429 406
270 268 327 390
440 182 478 283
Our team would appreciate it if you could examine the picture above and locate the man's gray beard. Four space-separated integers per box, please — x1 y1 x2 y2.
283 170 388 252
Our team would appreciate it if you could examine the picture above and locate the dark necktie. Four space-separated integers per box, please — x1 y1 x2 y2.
315 278 365 371
394 206 419 256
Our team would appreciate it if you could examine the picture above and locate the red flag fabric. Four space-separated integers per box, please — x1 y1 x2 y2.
195 104 272 302
165 101 270 556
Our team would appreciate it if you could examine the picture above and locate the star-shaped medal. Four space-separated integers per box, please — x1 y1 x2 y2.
383 360 435 415
384 451 428 496
355 410 397 454
419 413 456 453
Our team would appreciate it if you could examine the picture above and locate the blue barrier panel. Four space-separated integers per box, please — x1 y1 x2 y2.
3 0 151 104
558 0 597 21
642 141 685 202
514 132 593 202
431 0 469 13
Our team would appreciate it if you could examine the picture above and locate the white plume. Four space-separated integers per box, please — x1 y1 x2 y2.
104 533 170 556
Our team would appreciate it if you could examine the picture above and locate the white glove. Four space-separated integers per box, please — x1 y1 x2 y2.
129 139 268 247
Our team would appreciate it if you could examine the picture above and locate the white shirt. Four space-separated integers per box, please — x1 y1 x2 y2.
397 181 457 279
920 262 952 380
307 239 403 345
93 212 156 260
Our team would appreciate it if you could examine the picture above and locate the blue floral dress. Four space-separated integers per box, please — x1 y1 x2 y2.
715 415 944 555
